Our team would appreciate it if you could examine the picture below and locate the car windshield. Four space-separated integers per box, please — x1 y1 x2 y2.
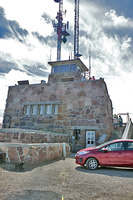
95 140 114 149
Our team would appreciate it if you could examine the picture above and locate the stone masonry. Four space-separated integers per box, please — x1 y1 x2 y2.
3 79 113 150
0 143 70 164
2 59 114 151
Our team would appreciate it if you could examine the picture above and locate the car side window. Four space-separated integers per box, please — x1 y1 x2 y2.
126 142 133 150
105 142 124 151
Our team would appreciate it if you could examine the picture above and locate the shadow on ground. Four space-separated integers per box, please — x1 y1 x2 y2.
75 165 133 178
3 190 61 200
0 153 75 172
0 157 66 173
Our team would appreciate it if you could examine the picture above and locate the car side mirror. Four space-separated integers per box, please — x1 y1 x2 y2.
103 148 108 153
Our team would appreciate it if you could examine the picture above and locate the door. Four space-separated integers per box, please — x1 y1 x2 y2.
98 141 125 166
86 131 95 148
124 141 133 167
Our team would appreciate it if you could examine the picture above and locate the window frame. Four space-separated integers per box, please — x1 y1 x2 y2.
23 102 60 116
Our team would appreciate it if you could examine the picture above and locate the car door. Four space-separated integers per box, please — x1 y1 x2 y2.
97 142 125 166
124 141 133 167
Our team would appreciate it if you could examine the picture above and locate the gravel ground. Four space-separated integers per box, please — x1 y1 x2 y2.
0 154 133 200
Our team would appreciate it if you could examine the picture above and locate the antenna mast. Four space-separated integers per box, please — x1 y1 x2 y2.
74 0 82 58
53 0 70 61
89 44 91 78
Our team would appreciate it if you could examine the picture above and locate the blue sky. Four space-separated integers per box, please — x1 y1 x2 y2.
0 0 133 123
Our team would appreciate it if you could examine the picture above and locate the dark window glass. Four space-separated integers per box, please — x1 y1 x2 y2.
60 65 69 72
127 142 133 150
70 64 77 71
53 66 59 73
106 142 124 151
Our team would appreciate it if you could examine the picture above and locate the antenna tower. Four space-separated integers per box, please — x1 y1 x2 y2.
74 0 82 58
53 0 70 61
89 44 91 78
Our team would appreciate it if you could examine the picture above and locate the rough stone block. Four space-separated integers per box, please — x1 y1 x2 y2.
8 147 20 163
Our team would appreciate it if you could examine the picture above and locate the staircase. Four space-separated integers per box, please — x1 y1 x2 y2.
122 120 132 139
111 127 125 140
111 120 133 140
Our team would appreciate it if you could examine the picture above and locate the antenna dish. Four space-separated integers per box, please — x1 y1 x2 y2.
62 30 70 36
62 36 67 43
74 53 82 58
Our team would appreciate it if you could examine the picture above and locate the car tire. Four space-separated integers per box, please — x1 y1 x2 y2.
86 157 98 170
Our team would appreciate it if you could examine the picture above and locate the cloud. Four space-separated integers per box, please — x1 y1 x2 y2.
0 7 29 42
32 32 56 48
76 3 133 78
0 7 12 38
42 13 52 24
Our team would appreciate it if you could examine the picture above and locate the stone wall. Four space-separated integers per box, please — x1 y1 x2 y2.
0 142 70 164
3 78 113 150
48 71 82 83
0 128 71 144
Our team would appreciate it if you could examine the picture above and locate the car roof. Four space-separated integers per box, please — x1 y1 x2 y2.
113 139 133 142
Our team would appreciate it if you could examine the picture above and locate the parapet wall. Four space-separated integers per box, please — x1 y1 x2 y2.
0 128 71 144
0 142 70 164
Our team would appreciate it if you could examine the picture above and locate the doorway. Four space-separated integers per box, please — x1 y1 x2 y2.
86 131 95 148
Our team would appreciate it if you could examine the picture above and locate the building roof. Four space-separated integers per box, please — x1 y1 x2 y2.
48 58 89 72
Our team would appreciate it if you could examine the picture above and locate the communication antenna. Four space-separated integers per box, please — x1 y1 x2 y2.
74 0 82 58
53 0 70 61
89 44 91 78
50 48 52 61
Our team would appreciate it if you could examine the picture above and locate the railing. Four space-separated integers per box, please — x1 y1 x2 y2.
122 120 132 139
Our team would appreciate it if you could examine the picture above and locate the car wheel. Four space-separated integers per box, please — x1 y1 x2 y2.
86 157 98 170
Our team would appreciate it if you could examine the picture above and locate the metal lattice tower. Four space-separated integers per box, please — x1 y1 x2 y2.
74 0 81 58
57 0 63 61
53 0 70 61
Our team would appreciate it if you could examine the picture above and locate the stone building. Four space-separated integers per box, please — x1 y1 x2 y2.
3 58 113 151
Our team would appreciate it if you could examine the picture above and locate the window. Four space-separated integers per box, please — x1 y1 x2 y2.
70 64 77 71
24 103 59 116
104 142 124 151
53 105 58 114
45 104 52 115
24 105 30 115
53 66 59 73
60 65 69 73
38 105 44 115
126 142 133 150
30 105 37 115
52 63 80 73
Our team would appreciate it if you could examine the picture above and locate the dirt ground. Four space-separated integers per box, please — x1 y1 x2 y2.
0 154 133 200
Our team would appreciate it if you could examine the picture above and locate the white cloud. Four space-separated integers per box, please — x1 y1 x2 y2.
0 0 57 33
105 10 133 28
105 71 133 121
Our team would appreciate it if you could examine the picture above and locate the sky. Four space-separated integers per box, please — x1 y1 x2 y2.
0 0 133 123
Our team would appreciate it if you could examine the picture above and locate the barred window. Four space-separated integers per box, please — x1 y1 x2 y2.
24 103 59 116
24 105 30 115
45 104 52 115
38 105 44 115
53 104 58 114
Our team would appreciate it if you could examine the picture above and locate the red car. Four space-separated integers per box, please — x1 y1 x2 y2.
75 139 133 170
